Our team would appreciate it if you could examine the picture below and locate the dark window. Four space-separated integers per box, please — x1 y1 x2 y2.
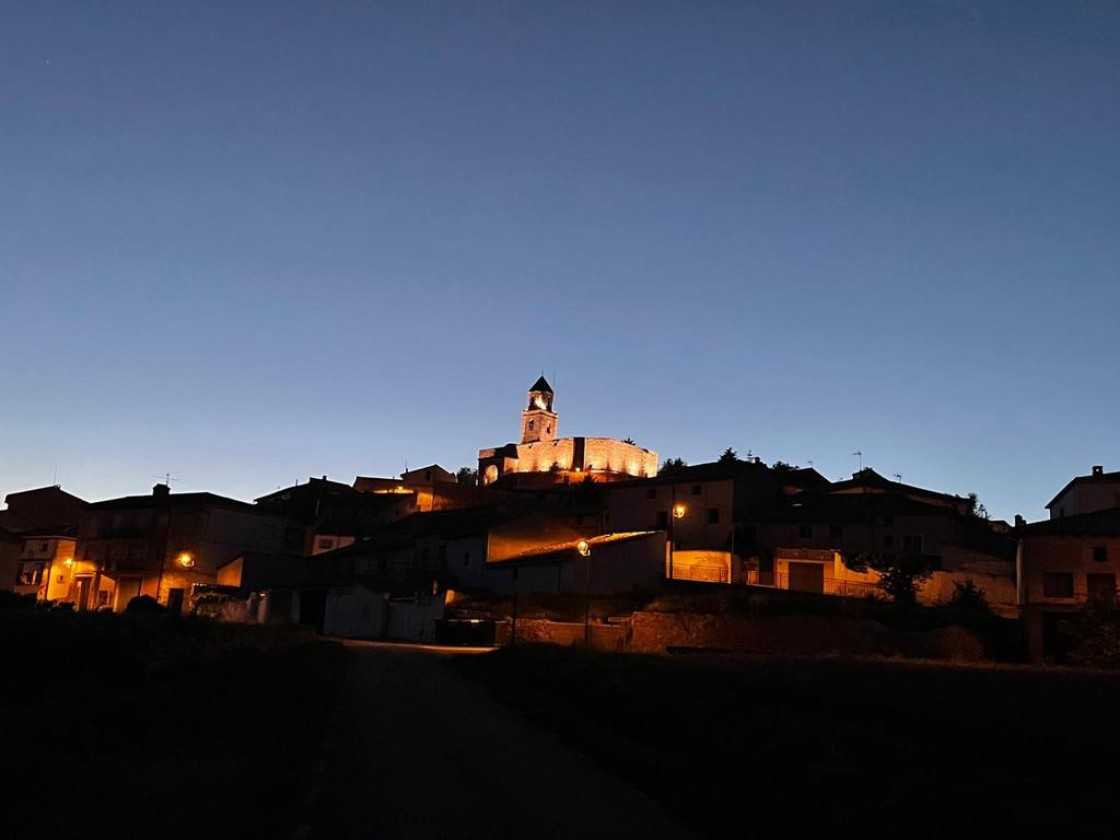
880 514 894 526
463 553 470 566
656 511 669 529
903 534 924 553
829 524 843 539
1087 573 1116 600
1042 572 1074 598
691 484 702 495
799 524 813 539
883 534 895 548
528 420 534 430
1093 545 1109 563
646 488 657 499
708 508 720 524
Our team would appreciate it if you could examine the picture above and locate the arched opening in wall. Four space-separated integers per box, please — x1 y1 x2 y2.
484 465 499 485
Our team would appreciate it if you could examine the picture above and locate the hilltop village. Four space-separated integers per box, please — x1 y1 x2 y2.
3 377 1118 663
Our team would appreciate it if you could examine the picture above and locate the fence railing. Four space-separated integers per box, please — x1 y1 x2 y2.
746 569 880 598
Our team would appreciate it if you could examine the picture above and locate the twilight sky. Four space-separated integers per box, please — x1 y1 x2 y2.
1 1 1116 521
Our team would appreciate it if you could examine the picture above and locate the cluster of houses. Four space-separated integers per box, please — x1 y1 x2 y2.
2 378 1118 661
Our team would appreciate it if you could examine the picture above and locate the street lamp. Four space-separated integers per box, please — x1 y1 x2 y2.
578 540 592 646
669 503 686 581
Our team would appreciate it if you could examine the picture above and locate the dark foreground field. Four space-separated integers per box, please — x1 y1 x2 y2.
455 645 1120 837
2 612 345 840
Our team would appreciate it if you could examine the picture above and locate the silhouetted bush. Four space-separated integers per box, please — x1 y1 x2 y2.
947 579 992 615
1063 598 1120 668
0 591 36 611
125 595 167 614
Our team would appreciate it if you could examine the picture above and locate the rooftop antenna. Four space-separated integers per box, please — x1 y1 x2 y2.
53 465 59 486
893 473 903 483
153 473 178 487
852 450 863 471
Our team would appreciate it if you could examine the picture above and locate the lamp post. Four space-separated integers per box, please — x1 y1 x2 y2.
578 540 592 646
510 567 520 646
668 503 686 581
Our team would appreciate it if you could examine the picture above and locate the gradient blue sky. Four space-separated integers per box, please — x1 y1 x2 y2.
2 1 1116 521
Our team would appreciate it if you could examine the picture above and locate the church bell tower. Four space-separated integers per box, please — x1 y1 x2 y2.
521 376 557 444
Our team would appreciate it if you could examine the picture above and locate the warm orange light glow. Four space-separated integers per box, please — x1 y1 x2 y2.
63 557 73 567
177 552 195 569
673 504 687 519
576 540 591 557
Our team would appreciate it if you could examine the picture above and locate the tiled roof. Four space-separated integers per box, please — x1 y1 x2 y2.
1019 507 1120 537
496 531 659 563
89 492 256 512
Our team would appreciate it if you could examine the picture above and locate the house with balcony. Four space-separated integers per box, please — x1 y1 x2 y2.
1017 508 1120 661
76 484 295 613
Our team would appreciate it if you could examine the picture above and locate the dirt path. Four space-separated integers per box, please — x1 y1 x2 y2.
301 642 694 839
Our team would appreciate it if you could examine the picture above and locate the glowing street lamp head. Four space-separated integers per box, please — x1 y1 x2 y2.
176 552 195 569
576 540 591 557
63 557 73 567
672 503 686 520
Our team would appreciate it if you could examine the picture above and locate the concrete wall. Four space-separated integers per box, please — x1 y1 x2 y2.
387 595 445 642
445 534 492 589
1018 533 1120 608
772 548 881 597
607 478 734 555
324 586 387 639
669 550 733 584
1059 483 1120 518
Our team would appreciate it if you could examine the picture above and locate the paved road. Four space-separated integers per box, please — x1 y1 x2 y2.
302 642 694 839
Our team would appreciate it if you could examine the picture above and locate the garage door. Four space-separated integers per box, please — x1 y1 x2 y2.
787 562 825 594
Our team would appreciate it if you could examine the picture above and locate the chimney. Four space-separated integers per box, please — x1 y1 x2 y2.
153 483 171 498
1014 514 1026 528
1092 465 1104 476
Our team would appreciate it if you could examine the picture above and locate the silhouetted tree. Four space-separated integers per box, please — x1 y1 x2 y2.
967 492 990 520
719 447 739 463
873 555 935 605
456 467 478 486
660 457 687 475
771 460 795 472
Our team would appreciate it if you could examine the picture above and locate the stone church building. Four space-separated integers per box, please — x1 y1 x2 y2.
478 377 658 487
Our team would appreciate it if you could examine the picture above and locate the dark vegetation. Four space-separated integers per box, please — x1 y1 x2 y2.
456 644 1120 837
2 609 345 840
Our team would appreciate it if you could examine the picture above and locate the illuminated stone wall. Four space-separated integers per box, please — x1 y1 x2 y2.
510 437 657 479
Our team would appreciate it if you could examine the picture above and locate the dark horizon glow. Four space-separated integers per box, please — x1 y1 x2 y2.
2 2 1117 521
